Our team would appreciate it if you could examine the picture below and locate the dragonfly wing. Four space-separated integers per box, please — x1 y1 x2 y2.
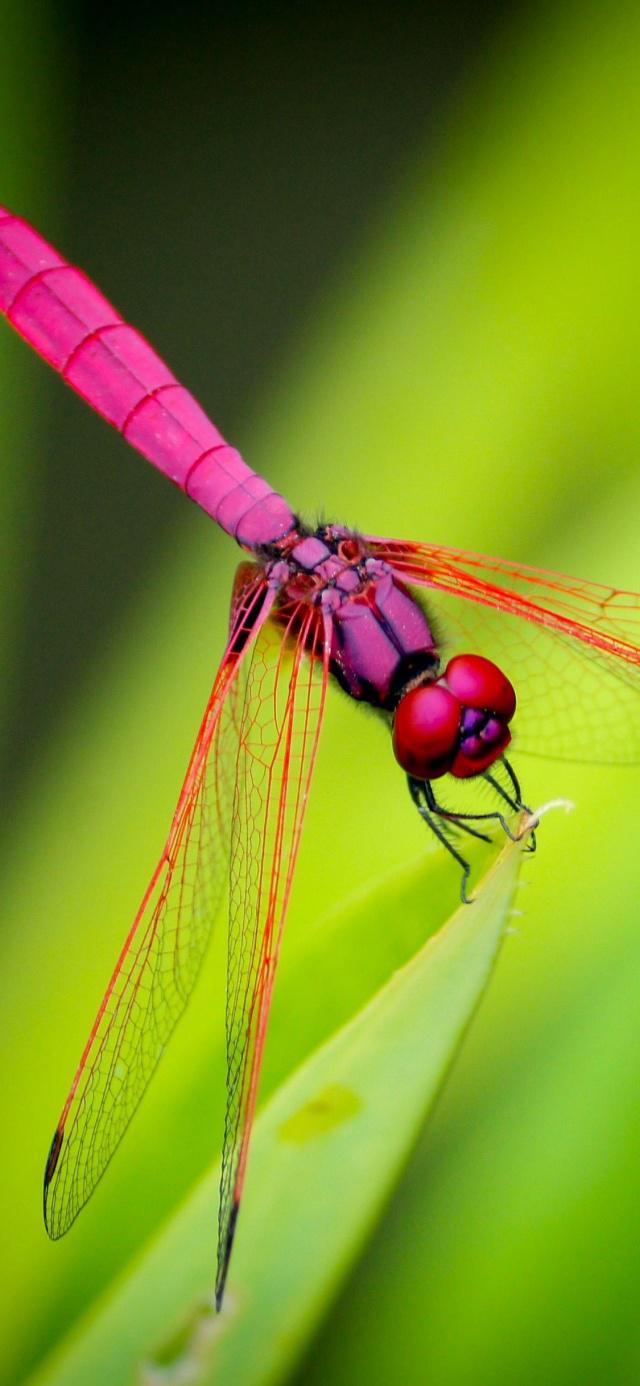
43 569 273 1238
215 604 329 1307
366 536 640 764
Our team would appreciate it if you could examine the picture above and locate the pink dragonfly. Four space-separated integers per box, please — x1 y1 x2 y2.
2 208 639 1308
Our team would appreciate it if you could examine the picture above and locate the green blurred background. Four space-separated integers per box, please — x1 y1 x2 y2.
2 1 640 1381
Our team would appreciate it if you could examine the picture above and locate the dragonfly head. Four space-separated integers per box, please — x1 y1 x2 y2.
392 654 516 781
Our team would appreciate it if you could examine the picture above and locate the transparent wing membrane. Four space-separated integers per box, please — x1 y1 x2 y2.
367 537 640 764
43 572 272 1237
216 607 329 1306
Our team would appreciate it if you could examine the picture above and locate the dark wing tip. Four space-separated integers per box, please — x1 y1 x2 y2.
43 1126 64 1236
215 1199 240 1311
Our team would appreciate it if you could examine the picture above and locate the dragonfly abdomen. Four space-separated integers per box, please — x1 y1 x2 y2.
0 208 295 547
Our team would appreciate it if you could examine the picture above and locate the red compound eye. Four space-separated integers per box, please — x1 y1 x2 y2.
393 654 516 783
442 654 516 721
444 653 515 780
392 683 461 779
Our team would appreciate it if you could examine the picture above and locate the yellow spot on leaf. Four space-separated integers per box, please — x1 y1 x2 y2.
278 1083 362 1143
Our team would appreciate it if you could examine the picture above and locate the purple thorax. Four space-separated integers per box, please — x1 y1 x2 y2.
268 524 437 708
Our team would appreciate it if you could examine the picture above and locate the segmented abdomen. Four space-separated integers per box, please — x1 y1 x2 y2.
0 208 295 548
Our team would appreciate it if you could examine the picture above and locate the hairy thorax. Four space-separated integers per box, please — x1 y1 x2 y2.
265 523 439 709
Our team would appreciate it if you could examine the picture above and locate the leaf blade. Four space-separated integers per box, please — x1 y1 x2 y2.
29 833 525 1386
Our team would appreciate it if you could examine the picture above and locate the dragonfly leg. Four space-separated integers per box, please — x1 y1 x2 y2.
499 754 524 805
484 757 538 854
408 777 473 903
420 780 493 844
420 775 519 843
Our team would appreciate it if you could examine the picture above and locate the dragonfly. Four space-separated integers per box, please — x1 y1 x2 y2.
2 208 640 1309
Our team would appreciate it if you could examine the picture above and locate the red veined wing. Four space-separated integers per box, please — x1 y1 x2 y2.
43 569 275 1238
366 536 640 764
215 602 329 1307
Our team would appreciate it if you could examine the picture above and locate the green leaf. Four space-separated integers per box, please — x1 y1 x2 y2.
29 831 524 1386
5 4 640 1380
